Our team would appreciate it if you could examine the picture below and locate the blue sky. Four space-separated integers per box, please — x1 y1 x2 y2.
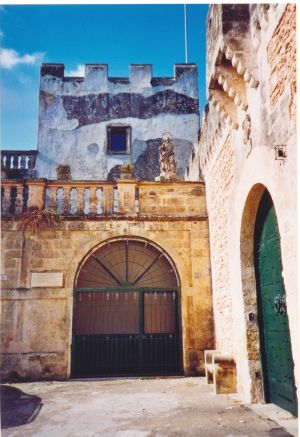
0 4 208 151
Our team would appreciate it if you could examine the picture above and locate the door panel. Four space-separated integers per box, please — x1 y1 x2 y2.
144 291 176 333
72 290 181 377
75 291 139 335
142 333 180 374
73 334 140 376
255 191 297 415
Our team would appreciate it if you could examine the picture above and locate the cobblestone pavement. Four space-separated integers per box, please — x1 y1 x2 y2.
0 377 296 437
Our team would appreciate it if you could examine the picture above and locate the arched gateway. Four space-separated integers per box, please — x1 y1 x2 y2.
72 238 182 377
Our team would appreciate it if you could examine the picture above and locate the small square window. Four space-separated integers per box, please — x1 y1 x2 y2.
107 126 131 154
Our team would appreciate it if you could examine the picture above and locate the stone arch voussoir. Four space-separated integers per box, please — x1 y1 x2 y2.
240 183 272 403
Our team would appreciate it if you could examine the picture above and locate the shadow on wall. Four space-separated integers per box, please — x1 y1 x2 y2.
107 138 161 181
1 385 42 429
107 137 193 181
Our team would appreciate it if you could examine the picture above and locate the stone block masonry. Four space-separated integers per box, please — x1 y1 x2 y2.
267 4 296 125
207 134 234 355
1 181 213 381
185 4 297 406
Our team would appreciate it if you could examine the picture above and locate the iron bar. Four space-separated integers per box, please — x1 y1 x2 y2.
76 286 178 292
125 240 129 283
132 253 163 285
91 254 122 286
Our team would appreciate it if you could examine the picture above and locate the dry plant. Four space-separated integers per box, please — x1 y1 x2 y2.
16 207 62 234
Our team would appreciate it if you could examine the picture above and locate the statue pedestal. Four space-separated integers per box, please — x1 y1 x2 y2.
155 171 178 182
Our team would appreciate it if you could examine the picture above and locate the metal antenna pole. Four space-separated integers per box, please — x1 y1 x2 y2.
184 4 188 64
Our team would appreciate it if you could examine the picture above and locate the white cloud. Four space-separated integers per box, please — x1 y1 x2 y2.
0 48 45 69
65 64 85 77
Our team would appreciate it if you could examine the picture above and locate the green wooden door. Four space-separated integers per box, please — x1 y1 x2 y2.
254 191 297 416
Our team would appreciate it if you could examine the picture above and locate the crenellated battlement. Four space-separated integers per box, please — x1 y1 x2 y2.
38 61 199 182
41 63 198 88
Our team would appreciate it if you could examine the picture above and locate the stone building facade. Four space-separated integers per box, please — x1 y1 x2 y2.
37 63 199 180
1 62 205 382
186 4 297 414
1 2 297 418
1 179 213 380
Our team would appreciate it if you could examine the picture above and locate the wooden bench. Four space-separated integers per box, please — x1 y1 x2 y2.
204 350 237 394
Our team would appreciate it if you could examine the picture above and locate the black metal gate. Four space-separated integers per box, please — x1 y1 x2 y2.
72 240 182 377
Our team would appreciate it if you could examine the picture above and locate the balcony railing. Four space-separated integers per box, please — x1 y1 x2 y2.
1 179 205 218
1 150 37 179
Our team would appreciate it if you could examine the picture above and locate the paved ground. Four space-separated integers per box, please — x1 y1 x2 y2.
0 377 297 437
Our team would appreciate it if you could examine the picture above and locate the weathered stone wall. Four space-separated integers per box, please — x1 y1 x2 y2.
0 182 213 381
206 134 234 354
267 4 296 114
36 64 199 180
185 4 297 405
139 183 206 216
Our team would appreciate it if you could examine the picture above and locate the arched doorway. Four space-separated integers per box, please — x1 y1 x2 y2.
72 238 182 377
254 190 297 415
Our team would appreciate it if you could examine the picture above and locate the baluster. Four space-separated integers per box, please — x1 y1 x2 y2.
77 187 85 215
27 154 36 178
135 187 139 214
63 187 71 215
2 186 12 215
48 187 57 211
20 155 26 170
28 154 35 170
56 188 63 214
12 154 18 169
97 188 103 214
15 185 24 215
23 185 29 211
70 188 77 214
89 186 98 214
114 187 119 213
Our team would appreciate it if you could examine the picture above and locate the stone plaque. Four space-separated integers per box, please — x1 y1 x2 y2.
31 272 64 288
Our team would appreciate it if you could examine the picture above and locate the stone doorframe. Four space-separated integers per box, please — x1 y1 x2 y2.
239 183 268 403
228 178 297 405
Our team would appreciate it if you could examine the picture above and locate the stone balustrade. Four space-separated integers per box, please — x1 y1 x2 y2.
1 150 37 179
1 179 206 218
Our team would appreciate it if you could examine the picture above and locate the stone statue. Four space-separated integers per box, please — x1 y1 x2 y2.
156 134 178 181
243 114 252 158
